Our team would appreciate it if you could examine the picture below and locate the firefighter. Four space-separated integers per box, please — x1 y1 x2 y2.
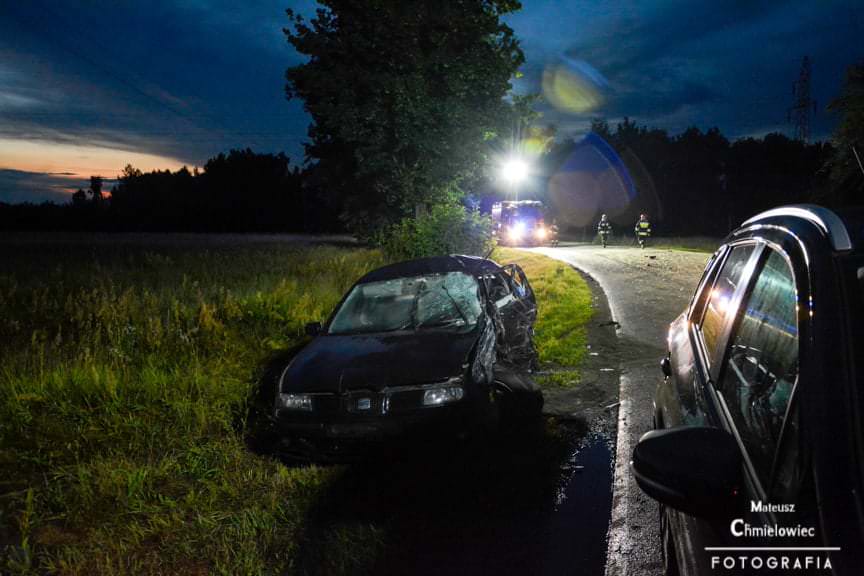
597 214 612 248
548 219 560 246
634 214 652 248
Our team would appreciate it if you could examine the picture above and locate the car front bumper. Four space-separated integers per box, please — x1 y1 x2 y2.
272 403 484 461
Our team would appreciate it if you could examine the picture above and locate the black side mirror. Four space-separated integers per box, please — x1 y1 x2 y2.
304 321 322 337
631 426 741 520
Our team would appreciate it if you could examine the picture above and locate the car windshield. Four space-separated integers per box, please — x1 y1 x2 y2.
328 271 483 335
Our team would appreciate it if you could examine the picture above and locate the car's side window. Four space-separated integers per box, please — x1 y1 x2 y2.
487 274 513 309
697 244 757 366
503 264 533 302
718 249 799 488
688 248 723 320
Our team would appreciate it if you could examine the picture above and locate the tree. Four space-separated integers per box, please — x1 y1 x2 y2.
71 189 88 207
827 60 864 200
88 176 104 204
284 0 525 236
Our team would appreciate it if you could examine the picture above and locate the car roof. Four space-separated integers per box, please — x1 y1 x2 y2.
739 204 864 254
357 255 503 284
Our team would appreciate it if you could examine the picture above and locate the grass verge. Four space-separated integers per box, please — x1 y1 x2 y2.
0 241 385 575
647 235 720 253
495 248 594 389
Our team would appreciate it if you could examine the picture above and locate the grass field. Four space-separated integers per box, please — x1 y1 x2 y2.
1 239 593 575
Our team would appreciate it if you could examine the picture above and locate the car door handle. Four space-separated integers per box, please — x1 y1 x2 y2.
660 355 671 377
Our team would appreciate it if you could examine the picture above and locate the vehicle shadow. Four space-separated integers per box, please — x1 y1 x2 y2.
293 417 588 576
244 351 606 575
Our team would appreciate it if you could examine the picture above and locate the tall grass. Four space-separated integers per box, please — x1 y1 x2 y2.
0 241 384 575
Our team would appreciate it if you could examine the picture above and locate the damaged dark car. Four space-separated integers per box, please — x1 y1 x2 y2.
263 255 541 460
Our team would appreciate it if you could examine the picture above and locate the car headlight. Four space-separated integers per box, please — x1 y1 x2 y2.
535 226 547 239
277 393 313 411
422 384 465 406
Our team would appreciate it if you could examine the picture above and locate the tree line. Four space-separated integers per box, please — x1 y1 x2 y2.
0 149 339 233
536 120 835 236
0 122 854 237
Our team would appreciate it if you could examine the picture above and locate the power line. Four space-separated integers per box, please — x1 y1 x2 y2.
787 56 816 143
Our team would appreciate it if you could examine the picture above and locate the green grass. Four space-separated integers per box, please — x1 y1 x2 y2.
495 248 594 389
0 242 386 575
1 241 596 574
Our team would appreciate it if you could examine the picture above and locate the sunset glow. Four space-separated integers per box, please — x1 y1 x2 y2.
0 138 189 193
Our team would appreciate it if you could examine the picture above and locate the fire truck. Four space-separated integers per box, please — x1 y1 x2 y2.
491 200 556 246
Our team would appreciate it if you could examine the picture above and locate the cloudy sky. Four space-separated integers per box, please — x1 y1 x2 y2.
1 0 861 203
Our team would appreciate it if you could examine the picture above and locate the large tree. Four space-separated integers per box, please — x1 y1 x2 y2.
827 60 864 201
284 0 525 235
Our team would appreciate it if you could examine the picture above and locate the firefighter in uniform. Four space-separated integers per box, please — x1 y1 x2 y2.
635 214 652 248
597 214 612 248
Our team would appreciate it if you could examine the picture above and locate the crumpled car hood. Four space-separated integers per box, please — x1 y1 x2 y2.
281 331 478 393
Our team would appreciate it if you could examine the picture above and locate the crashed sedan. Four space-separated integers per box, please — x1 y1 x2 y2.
269 255 539 459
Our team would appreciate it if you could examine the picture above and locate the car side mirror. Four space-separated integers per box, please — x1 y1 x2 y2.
631 426 741 520
304 321 322 337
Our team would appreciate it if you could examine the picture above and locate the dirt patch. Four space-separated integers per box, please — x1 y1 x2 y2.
542 270 621 423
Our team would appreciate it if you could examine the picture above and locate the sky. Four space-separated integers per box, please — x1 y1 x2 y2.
0 0 861 203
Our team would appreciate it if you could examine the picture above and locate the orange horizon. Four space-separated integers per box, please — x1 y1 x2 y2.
0 137 192 194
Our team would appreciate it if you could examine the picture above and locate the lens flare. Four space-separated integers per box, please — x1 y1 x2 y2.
547 132 635 227
542 58 608 114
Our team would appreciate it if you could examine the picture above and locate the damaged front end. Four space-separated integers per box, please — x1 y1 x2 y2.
273 375 483 461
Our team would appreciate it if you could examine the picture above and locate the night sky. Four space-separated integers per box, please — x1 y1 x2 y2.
1 0 861 203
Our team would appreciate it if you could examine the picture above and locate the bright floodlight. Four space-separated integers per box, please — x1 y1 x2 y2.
501 157 529 184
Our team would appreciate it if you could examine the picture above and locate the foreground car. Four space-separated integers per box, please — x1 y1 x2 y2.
632 205 864 575
269 255 540 460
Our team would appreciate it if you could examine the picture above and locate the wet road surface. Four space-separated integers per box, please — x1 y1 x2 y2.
533 244 712 576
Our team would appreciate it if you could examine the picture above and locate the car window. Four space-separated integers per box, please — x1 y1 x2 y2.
719 249 799 488
688 248 722 319
504 264 534 301
697 244 757 366
328 272 482 334
487 274 514 309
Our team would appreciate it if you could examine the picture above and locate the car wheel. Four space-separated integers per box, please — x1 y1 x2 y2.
659 503 680 576
493 372 543 433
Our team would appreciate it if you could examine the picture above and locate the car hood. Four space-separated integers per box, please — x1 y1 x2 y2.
281 330 479 393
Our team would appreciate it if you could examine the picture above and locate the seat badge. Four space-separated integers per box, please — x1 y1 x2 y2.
356 397 372 411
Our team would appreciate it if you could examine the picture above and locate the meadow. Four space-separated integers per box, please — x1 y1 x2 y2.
1 237 592 575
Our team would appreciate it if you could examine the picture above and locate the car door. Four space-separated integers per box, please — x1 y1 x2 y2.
712 246 819 547
486 265 535 361
676 244 817 573
502 263 537 343
664 242 762 575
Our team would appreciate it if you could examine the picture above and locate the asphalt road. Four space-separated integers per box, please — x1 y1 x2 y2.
532 243 712 576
